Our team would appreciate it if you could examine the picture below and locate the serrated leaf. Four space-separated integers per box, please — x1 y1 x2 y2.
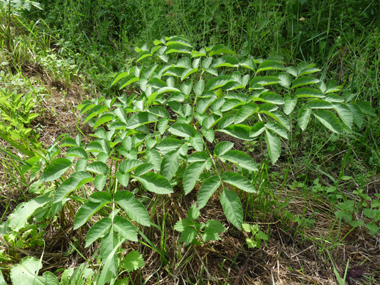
265 122 288 139
332 103 353 129
94 174 107 191
122 251 145 273
239 57 255 70
161 149 180 180
347 103 364 128
205 76 233 91
218 124 251 140
298 105 311 131
257 60 284 73
85 218 112 248
221 172 256 193
202 220 226 242
356 101 376 116
74 199 112 230
86 161 108 175
181 68 198 81
113 216 138 241
295 87 325 98
202 127 215 143
184 161 207 195
94 114 114 129
214 141 234 156
187 204 200 220
291 77 319 89
209 45 236 56
278 73 291 88
137 51 152 62
134 163 155 176
265 130 281 164
8 194 51 231
308 100 333 109
190 133 204 151
234 103 259 124
53 171 93 203
283 94 297 115
249 76 280 89
119 159 144 174
169 123 196 137
313 110 343 134
40 158 72 182
260 92 284 105
114 191 150 226
249 121 265 138
134 172 173 194
179 227 197 245
116 171 130 187
220 188 243 229
220 150 258 171
197 176 221 209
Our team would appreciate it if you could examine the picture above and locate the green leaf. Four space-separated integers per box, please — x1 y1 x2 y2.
134 163 155 176
298 105 311 131
257 60 284 73
265 130 281 164
161 149 180 180
265 122 288 139
184 161 207 195
111 72 129 86
347 103 364 128
179 227 197 245
197 176 221 209
147 149 161 171
86 161 109 175
158 118 169 134
134 172 174 194
234 103 259 124
249 76 280 89
85 218 112 247
10 257 59 285
181 68 198 81
8 194 51 231
214 141 234 156
209 45 236 56
202 127 215 143
119 76 139 89
54 171 93 203
165 44 191 54
116 171 130 187
98 233 123 285
205 76 233 91
86 141 105 153
60 137 78 147
212 56 239 68
174 219 193 232
156 138 182 153
356 102 376 116
190 133 204 151
218 124 251 140
221 172 256 193
40 158 72 182
220 188 243 229
220 150 258 171
113 216 138 241
193 80 205 96
313 110 343 134
308 100 333 109
169 123 196 137
84 105 108 123
137 51 152 62
277 73 291 88
114 191 150 227
295 87 325 98
74 200 112 230
239 57 255 70
260 92 285 105
94 114 114 129
187 204 200 220
196 97 216 114
166 36 192 47
283 94 297 115
122 251 145 273
332 103 353 129
291 77 319 89
119 159 144 174
202 220 227 242
94 174 107 191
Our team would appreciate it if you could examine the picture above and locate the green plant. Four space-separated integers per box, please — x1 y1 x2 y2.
3 35 377 283
242 223 268 249
174 204 226 245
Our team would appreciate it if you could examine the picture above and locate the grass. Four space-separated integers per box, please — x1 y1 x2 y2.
0 0 379 284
